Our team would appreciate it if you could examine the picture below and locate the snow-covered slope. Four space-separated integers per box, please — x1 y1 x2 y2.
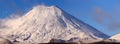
0 5 109 43
110 34 120 42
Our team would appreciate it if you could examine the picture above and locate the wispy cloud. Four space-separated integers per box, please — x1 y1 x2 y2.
91 7 120 31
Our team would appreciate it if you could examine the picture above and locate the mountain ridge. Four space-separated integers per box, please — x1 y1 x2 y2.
109 33 120 42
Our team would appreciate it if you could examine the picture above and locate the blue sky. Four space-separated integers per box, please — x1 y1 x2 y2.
0 0 120 36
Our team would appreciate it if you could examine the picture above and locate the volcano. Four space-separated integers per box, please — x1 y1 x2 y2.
0 5 109 43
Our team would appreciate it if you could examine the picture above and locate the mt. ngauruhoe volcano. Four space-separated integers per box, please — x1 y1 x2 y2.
0 5 109 43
